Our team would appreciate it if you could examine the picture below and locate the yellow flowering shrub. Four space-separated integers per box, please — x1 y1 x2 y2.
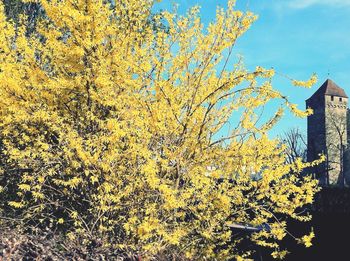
0 0 320 259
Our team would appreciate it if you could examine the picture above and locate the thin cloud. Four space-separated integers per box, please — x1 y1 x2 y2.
288 0 350 9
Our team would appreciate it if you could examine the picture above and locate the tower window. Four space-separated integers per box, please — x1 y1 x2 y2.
340 97 342 102
331 96 334 101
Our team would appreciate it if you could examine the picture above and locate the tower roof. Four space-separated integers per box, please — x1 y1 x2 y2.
306 79 348 101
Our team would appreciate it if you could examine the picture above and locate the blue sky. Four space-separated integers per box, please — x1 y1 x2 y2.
154 0 350 137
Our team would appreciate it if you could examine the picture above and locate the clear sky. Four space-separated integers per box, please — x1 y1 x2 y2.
154 0 350 137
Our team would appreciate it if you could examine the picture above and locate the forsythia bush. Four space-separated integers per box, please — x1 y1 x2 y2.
0 0 321 259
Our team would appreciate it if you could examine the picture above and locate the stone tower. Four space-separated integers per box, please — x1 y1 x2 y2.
306 79 348 186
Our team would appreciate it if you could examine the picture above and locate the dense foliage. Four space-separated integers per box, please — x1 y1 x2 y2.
0 0 322 259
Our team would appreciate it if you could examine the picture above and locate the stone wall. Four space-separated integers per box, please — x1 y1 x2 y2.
306 95 327 183
324 95 348 185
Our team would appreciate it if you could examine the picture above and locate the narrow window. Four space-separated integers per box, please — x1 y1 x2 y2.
331 96 334 101
340 97 342 102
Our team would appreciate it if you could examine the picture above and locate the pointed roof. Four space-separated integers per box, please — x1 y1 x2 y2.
307 79 348 101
